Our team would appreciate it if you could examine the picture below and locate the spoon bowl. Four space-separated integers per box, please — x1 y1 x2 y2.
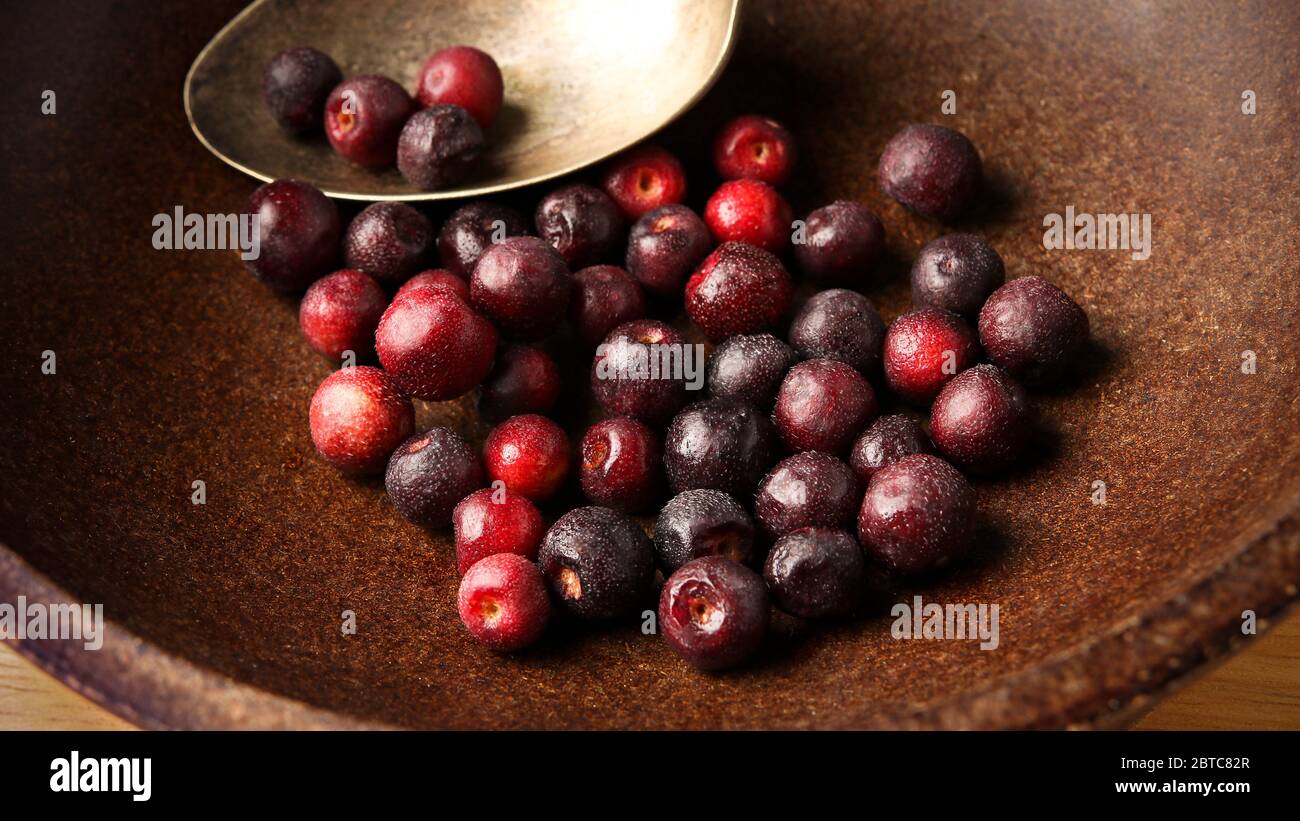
184 0 741 201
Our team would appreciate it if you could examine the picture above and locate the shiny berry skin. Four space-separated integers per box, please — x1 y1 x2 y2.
436 201 530 279
590 320 690 424
375 287 497 400
457 554 550 652
857 453 974 575
774 359 878 455
849 414 932 482
298 269 387 361
763 528 866 619
878 123 982 222
262 46 341 134
883 308 980 405
793 200 885 286
660 557 769 671
569 265 646 347
685 242 793 342
452 487 544 574
534 184 623 268
706 333 796 408
579 417 662 512
538 506 654 620
470 235 571 341
978 276 1089 386
911 234 1005 317
324 75 416 168
478 345 561 422
394 268 469 300
414 45 504 129
663 398 779 497
601 145 688 220
308 366 414 475
713 115 796 187
929 364 1029 473
625 205 712 298
703 179 792 254
654 489 756 572
242 179 341 291
788 289 886 375
344 202 434 286
397 104 484 191
755 451 861 538
385 427 484 528
483 414 571 501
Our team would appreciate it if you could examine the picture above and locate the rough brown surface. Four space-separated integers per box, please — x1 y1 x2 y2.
0 0 1297 729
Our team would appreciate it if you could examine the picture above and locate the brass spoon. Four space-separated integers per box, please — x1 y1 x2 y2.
184 0 741 202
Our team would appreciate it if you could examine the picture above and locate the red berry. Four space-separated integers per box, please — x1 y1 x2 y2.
703 179 792 254
625 204 712 298
470 235 571 341
457 553 550 652
569 265 646 348
343 202 434 287
978 276 1089 386
385 427 484 528
883 308 980 405
685 242 793 342
453 488 545 575
324 75 416 168
483 414 571 501
478 345 561 423
579 417 662 512
534 184 623 269
375 287 497 400
308 366 414 474
878 124 982 222
590 319 690 424
713 115 797 187
773 359 878 455
415 46 504 129
929 364 1029 473
242 179 341 291
794 200 885 286
660 557 769 671
298 269 387 361
394 268 469 301
857 453 974 575
849 414 932 482
601 145 688 220
396 104 484 191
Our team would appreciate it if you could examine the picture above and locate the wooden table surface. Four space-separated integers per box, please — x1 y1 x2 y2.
3 611 1298 730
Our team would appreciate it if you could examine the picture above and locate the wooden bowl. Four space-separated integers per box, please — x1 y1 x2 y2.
1 0 1297 729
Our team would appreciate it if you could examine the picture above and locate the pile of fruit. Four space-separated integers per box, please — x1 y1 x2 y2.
248 44 1089 671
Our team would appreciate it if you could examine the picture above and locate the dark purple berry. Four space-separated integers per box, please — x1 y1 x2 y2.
793 200 885 286
324 75 416 168
763 528 866 619
262 46 341 134
882 308 980 405
929 364 1029 473
590 320 690 424
978 276 1089 386
385 427 485 528
706 333 797 408
755 452 861 538
660 557 769 671
344 202 434 286
478 345 561 423
625 204 712 298
849 414 932 482
788 289 886 374
534 184 623 268
538 506 655 620
569 265 646 348
243 179 341 291
397 104 484 191
878 124 982 222
654 489 756 573
857 453 974 575
773 359 878 455
470 235 571 340
579 417 662 512
911 233 1005 317
663 398 779 497
436 201 530 280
